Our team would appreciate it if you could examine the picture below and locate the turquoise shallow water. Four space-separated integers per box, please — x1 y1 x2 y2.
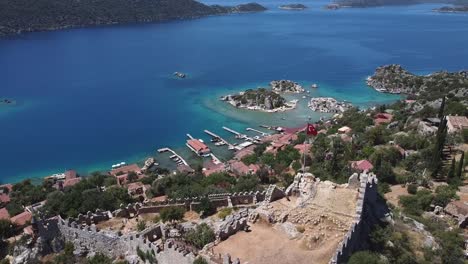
1 0 467 183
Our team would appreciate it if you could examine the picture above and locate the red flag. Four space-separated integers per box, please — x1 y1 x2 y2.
306 123 317 136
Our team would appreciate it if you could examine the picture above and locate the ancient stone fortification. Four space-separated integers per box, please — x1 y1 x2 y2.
36 186 285 264
329 172 387 264
37 217 196 264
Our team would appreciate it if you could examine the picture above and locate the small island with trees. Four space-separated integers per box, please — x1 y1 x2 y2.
279 4 307 10
367 64 468 100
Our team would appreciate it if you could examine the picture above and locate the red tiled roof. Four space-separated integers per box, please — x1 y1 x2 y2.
0 194 10 204
151 195 167 203
283 125 307 134
374 113 393 125
234 145 256 160
64 170 77 180
110 164 141 176
294 144 311 152
11 211 32 226
187 139 210 153
63 177 81 188
351 160 374 172
447 116 468 130
230 161 258 175
0 184 13 193
0 208 10 220
127 182 145 191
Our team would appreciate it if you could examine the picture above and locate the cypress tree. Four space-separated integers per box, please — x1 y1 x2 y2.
438 96 446 119
448 157 456 179
431 116 448 178
457 151 465 179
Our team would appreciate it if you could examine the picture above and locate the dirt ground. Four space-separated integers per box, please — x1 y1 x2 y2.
385 185 409 207
212 183 358 264
212 222 343 264
96 213 160 233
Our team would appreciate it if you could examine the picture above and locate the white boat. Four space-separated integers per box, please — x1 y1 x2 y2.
311 84 318 88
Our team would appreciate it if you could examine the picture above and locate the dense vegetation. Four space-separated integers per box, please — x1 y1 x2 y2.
0 0 266 36
42 174 133 218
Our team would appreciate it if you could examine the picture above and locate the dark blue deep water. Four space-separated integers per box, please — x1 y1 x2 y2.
1 0 468 183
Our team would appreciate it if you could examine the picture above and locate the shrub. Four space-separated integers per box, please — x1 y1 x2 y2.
159 206 185 222
348 251 382 264
185 223 215 249
153 215 161 223
407 184 418 194
217 208 232 220
195 198 216 218
87 253 113 264
296 225 305 233
193 257 208 264
137 220 146 231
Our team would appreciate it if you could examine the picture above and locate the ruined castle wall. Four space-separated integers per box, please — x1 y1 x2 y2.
137 203 187 214
330 173 381 264
37 217 196 264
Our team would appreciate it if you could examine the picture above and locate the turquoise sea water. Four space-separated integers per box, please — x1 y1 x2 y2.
1 0 468 183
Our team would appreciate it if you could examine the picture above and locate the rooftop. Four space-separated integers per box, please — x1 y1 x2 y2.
11 211 32 226
110 164 141 176
187 139 210 153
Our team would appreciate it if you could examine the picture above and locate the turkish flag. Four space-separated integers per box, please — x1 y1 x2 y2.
306 123 318 136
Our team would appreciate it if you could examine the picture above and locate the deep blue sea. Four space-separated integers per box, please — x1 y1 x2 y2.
1 0 468 183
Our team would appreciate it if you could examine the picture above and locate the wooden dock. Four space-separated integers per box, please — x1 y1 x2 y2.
223 126 254 142
157 148 189 166
246 127 269 136
204 129 234 149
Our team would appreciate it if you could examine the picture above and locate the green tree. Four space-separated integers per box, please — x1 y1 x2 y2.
431 117 448 178
87 253 113 264
185 223 215 249
159 206 185 222
0 219 15 240
348 251 382 264
457 151 465 179
195 198 216 218
448 157 456 180
438 96 446 118
137 220 146 231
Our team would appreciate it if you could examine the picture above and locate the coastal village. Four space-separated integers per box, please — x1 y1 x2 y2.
1 66 468 264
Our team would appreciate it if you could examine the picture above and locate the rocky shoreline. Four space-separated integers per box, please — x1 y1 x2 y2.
0 1 267 37
270 80 304 93
308 97 352 113
367 64 468 99
434 5 468 13
221 88 298 113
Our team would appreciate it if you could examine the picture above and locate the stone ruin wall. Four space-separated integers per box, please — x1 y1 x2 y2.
37 217 197 264
35 188 283 264
329 172 380 264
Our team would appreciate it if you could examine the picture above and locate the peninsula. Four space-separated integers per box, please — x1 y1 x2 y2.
0 0 266 36
367 64 468 100
308 97 352 113
221 88 297 112
279 4 308 10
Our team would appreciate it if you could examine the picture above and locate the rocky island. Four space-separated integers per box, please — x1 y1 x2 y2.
0 0 267 36
0 98 16 106
308 97 352 113
367 64 468 100
435 5 468 12
270 80 305 93
279 4 307 10
221 88 297 112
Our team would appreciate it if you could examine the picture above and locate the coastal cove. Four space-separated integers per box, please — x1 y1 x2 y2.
1 0 468 183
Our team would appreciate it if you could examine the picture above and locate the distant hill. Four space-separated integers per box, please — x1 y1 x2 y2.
331 0 468 7
0 0 266 36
